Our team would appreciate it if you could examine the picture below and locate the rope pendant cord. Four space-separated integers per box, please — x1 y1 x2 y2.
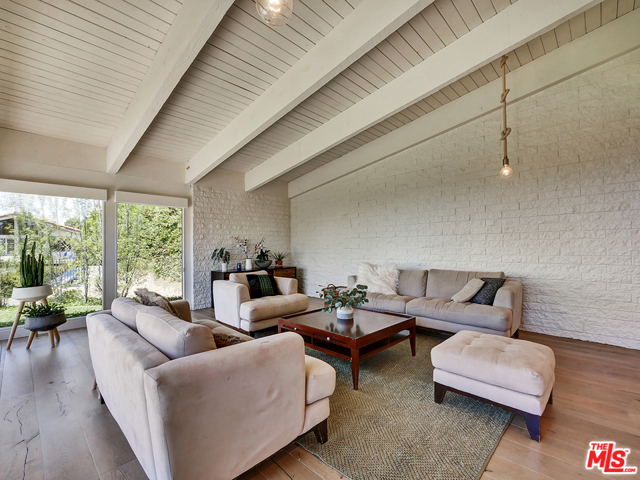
499 55 513 178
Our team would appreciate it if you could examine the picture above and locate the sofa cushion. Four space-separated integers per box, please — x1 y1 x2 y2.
365 293 414 314
425 269 504 300
406 297 512 332
240 293 309 322
471 278 506 305
452 278 485 303
194 319 253 346
357 262 399 295
246 274 280 298
431 331 555 396
397 269 428 297
304 356 336 405
111 297 148 332
134 288 184 319
136 307 217 359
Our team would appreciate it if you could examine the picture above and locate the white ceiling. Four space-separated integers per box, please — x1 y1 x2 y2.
0 0 637 188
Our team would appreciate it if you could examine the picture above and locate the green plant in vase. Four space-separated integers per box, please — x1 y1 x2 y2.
23 302 67 333
255 248 272 268
211 247 231 272
272 251 289 267
319 284 368 320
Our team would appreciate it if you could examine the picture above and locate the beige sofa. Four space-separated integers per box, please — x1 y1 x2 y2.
213 271 309 334
348 269 522 337
87 298 335 480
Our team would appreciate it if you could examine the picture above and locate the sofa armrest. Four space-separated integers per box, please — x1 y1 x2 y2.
170 300 191 322
213 280 250 329
143 332 307 480
305 356 336 405
493 281 523 336
347 275 357 289
274 276 298 295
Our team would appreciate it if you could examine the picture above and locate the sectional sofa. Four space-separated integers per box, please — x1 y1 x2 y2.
348 269 522 337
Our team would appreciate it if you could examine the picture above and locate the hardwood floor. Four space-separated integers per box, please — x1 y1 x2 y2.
1 309 638 479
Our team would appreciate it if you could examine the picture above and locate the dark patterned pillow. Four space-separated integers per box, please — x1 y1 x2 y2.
470 278 506 305
246 274 280 298
213 331 249 348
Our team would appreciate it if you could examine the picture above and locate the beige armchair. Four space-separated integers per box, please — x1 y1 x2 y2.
213 271 309 334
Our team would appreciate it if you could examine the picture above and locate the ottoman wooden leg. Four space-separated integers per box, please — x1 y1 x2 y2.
523 413 541 442
434 382 447 404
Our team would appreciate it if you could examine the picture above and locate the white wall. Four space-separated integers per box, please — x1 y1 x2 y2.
192 169 290 309
291 50 640 350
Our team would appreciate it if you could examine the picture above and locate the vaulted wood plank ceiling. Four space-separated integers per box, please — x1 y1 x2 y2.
0 0 637 190
0 0 183 146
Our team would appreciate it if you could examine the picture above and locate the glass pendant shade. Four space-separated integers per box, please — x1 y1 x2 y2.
500 158 513 179
256 0 293 27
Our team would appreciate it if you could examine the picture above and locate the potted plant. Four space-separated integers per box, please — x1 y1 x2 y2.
23 302 67 332
255 248 272 268
211 247 231 272
319 284 369 320
272 251 289 267
12 236 53 302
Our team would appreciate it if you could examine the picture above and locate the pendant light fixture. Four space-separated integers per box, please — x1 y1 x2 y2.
499 55 513 179
256 0 293 27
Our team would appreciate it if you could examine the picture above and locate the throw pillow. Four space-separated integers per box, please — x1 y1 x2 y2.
356 262 399 295
470 278 506 305
452 278 485 303
213 331 249 348
134 288 183 319
246 274 280 298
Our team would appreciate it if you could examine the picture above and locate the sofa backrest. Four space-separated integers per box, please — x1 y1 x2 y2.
87 312 169 480
136 307 217 360
111 297 148 331
229 270 268 289
397 270 428 297
426 269 505 299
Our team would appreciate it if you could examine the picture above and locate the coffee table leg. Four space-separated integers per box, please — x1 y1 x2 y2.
410 325 416 356
351 348 360 390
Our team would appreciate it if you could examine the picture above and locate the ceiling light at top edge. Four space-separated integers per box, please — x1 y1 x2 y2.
256 0 293 27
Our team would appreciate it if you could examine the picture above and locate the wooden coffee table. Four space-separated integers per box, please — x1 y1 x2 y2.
278 308 416 390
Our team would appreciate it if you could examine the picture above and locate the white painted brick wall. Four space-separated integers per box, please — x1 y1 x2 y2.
291 50 640 350
192 185 290 309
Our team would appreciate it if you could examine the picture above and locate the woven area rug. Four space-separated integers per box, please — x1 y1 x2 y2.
295 332 512 480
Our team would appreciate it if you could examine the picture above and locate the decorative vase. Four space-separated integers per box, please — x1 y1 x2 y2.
336 306 354 320
275 260 283 267
245 259 253 271
12 285 53 303
220 263 228 272
255 260 272 268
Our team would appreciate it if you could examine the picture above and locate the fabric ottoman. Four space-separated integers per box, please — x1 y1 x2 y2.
431 330 555 441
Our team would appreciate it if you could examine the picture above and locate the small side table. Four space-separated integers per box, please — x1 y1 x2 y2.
7 285 54 350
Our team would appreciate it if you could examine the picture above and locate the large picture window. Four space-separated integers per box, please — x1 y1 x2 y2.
0 192 104 328
116 203 183 300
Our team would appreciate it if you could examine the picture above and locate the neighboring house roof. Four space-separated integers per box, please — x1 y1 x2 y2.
0 213 81 234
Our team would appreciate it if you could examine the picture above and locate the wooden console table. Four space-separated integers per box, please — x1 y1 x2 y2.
210 266 297 308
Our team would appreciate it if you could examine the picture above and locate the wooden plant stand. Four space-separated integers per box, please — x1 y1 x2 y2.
7 294 58 350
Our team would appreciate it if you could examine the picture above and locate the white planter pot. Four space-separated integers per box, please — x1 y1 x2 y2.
245 259 253 271
12 285 53 303
337 306 354 320
221 263 228 272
